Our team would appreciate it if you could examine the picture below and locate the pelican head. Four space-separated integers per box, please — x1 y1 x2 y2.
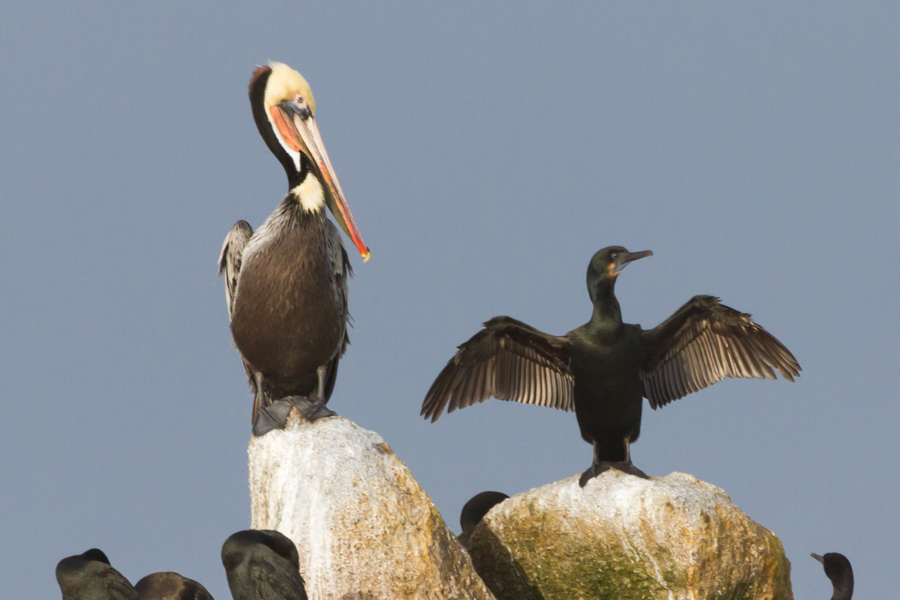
249 62 369 261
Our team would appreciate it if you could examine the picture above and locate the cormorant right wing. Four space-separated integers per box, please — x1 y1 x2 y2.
641 295 800 409
421 316 574 422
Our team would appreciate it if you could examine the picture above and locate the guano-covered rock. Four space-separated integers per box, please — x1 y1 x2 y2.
249 412 495 600
467 470 792 600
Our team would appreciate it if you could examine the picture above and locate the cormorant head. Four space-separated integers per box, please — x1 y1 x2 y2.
812 552 854 598
249 62 369 261
222 529 300 572
586 246 652 302
56 548 116 597
460 491 509 538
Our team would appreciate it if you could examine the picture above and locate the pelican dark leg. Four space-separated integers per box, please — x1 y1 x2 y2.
252 371 292 436
251 373 283 436
286 365 337 422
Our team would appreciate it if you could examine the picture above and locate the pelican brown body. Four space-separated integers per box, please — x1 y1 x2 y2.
220 63 369 435
422 246 800 485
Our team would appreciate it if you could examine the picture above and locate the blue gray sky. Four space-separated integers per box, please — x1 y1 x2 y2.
2 3 897 598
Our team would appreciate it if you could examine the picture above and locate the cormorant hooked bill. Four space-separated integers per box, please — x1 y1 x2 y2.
134 572 213 600
421 247 800 486
459 491 509 547
220 62 369 436
221 530 307 600
56 549 138 600
812 552 854 600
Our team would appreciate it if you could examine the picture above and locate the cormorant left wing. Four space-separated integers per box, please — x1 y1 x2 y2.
421 316 574 422
641 295 800 409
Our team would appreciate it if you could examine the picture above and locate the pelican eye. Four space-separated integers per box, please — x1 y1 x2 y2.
291 96 311 119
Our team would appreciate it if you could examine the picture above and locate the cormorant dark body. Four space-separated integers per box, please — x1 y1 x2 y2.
134 572 213 600
56 549 138 600
221 530 307 600
422 247 800 485
812 552 853 600
459 491 509 547
220 63 369 436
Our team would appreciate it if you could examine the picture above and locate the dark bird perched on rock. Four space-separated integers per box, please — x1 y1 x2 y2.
56 549 137 600
422 246 800 486
220 62 369 436
459 491 509 547
134 572 213 600
221 530 307 600
812 552 853 600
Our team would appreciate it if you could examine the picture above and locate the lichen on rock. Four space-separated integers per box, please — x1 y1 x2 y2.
467 471 792 600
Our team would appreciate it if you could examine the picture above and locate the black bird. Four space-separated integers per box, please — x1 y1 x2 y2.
56 549 138 600
220 62 369 436
459 491 509 547
422 246 800 486
134 572 213 600
221 530 307 600
812 552 854 600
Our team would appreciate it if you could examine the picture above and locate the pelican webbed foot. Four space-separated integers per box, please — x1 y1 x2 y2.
251 397 337 436
286 395 337 422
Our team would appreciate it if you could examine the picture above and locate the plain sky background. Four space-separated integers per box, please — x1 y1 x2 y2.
2 3 897 598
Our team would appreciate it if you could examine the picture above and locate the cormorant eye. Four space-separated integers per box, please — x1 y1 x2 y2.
611 253 618 259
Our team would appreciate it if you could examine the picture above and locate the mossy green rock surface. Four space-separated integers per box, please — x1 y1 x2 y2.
468 471 792 600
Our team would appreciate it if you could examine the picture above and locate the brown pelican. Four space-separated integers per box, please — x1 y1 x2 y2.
422 246 800 486
220 62 369 436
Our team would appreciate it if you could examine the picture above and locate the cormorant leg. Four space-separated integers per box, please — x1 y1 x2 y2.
617 439 649 479
579 440 649 487
286 366 337 422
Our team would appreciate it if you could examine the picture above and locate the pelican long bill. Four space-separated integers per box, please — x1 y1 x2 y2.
269 102 370 261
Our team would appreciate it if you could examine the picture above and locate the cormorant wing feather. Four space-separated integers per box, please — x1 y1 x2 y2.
641 295 800 409
74 562 137 600
218 220 254 320
98 570 139 600
421 316 573 422
248 553 308 600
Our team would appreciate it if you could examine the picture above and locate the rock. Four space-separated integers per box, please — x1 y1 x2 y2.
249 412 495 600
468 471 792 600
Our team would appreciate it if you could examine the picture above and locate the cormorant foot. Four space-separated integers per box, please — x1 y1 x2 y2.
579 461 650 487
286 396 337 422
